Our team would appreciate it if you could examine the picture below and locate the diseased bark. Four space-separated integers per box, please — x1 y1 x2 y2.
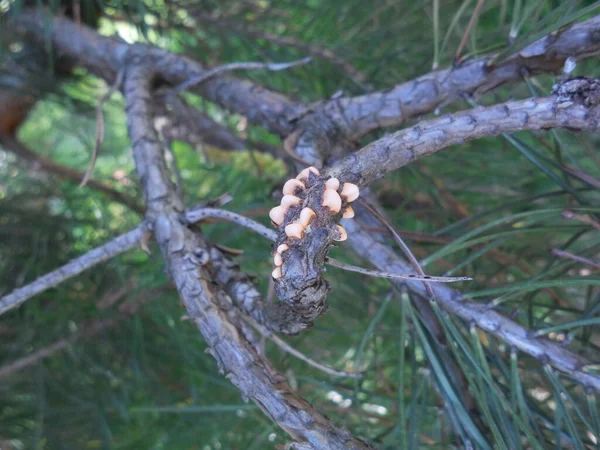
276 84 600 327
123 62 374 450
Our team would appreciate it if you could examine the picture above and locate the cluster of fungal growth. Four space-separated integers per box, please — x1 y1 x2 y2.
269 166 360 280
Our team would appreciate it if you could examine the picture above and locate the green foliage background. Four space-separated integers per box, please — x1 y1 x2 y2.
2 0 600 448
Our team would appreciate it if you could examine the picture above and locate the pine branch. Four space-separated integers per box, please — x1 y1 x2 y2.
122 61 374 450
0 288 159 380
328 83 600 186
153 96 280 156
344 216 600 392
0 226 145 316
12 11 305 137
181 6 369 88
336 14 600 138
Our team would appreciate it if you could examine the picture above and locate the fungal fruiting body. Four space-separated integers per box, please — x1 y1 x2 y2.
282 179 305 196
333 224 348 241
340 183 360 202
274 253 283 266
325 177 340 190
270 168 361 280
298 207 316 227
343 205 355 218
269 206 286 226
285 223 304 240
296 166 320 181
272 243 290 279
322 189 342 212
281 195 301 209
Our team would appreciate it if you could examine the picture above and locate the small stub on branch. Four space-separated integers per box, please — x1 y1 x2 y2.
552 76 600 108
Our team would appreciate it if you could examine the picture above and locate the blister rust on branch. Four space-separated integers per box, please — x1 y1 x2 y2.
269 167 359 325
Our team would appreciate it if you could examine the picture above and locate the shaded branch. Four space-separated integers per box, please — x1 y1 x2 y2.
328 86 600 187
0 225 144 316
335 14 600 138
13 10 305 137
79 68 125 187
123 61 373 449
0 135 144 213
153 96 279 156
183 7 369 87
276 83 600 329
344 216 600 392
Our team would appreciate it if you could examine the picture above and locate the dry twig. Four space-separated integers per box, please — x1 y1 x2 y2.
79 69 124 187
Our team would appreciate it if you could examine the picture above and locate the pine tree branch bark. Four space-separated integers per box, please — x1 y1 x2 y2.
122 61 374 450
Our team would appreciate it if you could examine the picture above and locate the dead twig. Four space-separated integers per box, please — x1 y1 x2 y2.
551 248 600 270
0 225 145 316
326 258 471 283
562 210 600 231
455 0 486 62
170 57 312 97
357 198 435 296
244 315 362 379
0 135 143 213
183 206 468 282
79 69 125 187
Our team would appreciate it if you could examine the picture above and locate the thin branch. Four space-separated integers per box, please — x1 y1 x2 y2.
343 217 600 392
325 258 471 283
13 11 306 137
357 198 435 296
183 207 277 241
0 135 143 213
170 57 312 96
153 96 280 156
0 225 144 316
79 69 124 187
243 315 362 378
551 248 600 270
182 6 369 88
183 206 466 282
0 289 160 380
455 0 486 62
562 209 600 230
0 319 115 380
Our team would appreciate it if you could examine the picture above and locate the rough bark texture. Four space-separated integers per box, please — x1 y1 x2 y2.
13 11 306 137
335 14 600 138
328 90 600 186
124 61 374 450
7 9 600 446
153 96 279 155
277 83 600 327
